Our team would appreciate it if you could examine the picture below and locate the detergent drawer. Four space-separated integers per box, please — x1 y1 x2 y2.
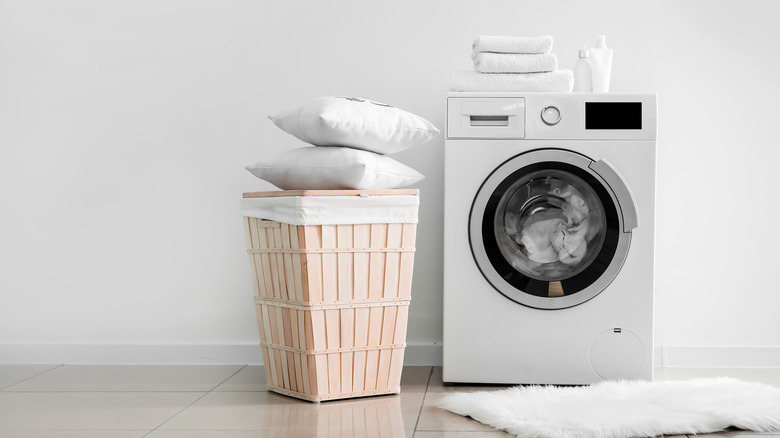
446 97 525 139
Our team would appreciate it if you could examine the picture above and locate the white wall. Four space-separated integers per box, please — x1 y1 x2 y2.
2 0 780 365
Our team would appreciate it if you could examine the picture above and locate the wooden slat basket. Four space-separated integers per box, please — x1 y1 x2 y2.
242 190 418 402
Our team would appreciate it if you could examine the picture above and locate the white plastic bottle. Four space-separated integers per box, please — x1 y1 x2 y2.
573 46 593 92
590 35 613 92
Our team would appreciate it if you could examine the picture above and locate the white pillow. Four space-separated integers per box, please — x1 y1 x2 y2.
268 96 440 154
245 147 424 190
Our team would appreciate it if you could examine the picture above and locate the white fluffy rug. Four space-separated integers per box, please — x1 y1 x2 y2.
438 378 780 438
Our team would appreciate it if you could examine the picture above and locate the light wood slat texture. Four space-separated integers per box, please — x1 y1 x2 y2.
289 309 304 392
274 350 284 389
297 309 311 396
280 223 296 301
259 305 277 386
265 226 281 300
297 226 310 302
380 306 398 347
388 306 408 389
376 306 398 389
340 307 355 394
387 347 405 391
353 224 371 302
254 304 267 345
399 223 416 299
363 307 384 391
289 225 304 303
254 304 272 387
269 307 282 388
244 218 261 297
364 349 380 392
255 219 281 227
352 307 370 393
260 346 273 386
257 305 410 400
321 225 338 303
257 220 274 299
273 225 287 300
275 305 291 390
337 224 354 302
368 224 388 300
282 307 296 391
325 308 341 395
267 304 279 346
249 220 267 298
383 224 403 299
304 226 323 303
304 311 316 396
393 305 410 346
243 189 419 198
242 189 417 401
264 305 281 387
310 310 329 396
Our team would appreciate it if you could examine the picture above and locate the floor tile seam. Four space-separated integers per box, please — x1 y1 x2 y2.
149 428 427 431
0 390 231 393
423 365 434 392
415 432 507 435
411 366 436 437
0 364 64 391
142 391 212 438
414 428 504 432
412 368 435 437
0 427 152 431
205 364 248 393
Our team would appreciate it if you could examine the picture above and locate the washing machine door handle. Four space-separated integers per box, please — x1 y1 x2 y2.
589 159 639 232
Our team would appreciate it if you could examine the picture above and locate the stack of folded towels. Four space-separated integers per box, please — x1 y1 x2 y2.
450 35 574 92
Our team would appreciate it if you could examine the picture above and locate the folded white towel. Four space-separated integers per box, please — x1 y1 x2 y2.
473 53 558 73
472 35 553 55
449 70 574 92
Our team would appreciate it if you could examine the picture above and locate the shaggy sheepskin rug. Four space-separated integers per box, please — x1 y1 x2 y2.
438 378 780 438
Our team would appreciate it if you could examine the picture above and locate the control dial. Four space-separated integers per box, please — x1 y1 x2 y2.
541 106 561 126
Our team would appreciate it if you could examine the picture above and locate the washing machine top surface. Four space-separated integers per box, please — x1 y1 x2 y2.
446 92 657 141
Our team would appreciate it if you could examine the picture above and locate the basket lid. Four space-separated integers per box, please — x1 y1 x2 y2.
241 189 420 225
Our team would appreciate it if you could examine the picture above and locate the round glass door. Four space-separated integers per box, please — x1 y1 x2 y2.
469 149 634 309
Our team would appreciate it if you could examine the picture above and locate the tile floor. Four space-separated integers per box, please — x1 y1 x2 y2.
1 365 779 437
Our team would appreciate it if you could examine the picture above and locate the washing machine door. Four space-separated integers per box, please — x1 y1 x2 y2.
469 148 638 309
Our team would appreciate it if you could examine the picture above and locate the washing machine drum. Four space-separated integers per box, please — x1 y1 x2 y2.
469 149 637 310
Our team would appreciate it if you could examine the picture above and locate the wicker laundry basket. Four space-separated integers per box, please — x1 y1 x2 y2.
242 189 419 402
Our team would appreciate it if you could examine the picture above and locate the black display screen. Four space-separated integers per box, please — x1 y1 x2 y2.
585 102 642 130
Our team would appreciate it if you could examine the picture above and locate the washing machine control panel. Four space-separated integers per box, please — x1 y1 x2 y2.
446 92 657 141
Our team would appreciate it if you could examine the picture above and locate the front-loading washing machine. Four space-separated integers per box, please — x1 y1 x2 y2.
443 92 656 384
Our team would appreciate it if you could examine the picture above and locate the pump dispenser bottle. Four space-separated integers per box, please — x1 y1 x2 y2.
589 35 613 92
573 46 592 92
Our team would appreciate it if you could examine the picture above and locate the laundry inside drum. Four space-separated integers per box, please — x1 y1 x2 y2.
495 169 606 283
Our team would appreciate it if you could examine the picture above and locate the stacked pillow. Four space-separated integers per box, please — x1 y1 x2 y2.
246 96 439 190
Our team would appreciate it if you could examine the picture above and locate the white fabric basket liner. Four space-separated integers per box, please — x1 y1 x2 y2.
241 194 419 225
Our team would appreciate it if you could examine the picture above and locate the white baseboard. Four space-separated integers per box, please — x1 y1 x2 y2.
404 343 442 366
3 344 778 368
0 343 442 366
654 345 780 368
0 344 264 365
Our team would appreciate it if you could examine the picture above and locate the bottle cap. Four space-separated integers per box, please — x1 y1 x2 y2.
595 35 608 48
579 46 590 58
